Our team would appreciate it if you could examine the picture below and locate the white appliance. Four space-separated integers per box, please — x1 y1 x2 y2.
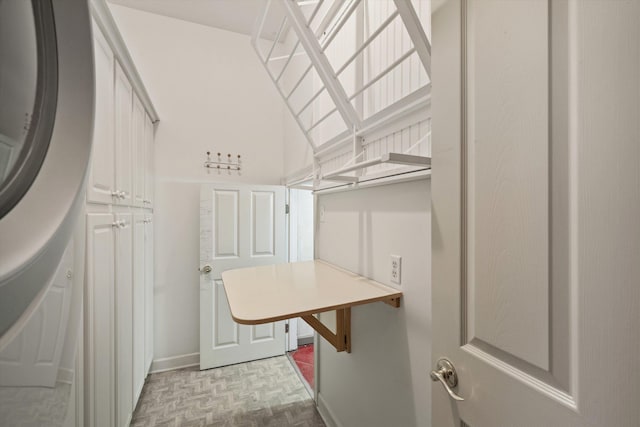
0 0 93 424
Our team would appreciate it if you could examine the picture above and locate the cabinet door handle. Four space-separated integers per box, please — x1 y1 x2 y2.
111 190 126 199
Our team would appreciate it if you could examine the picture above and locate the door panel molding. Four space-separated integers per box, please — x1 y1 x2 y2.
213 190 240 259
251 324 276 343
213 280 239 348
251 191 276 257
459 0 574 395
462 343 576 409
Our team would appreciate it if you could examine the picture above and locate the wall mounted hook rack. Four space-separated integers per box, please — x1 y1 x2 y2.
204 151 242 172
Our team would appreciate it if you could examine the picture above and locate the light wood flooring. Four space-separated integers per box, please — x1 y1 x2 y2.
131 356 325 427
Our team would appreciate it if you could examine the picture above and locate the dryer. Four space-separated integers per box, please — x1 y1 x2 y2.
0 0 94 424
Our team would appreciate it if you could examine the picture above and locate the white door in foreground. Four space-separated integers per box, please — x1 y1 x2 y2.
432 1 639 426
199 183 287 370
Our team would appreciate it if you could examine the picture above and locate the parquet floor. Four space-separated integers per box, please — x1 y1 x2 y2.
131 356 325 427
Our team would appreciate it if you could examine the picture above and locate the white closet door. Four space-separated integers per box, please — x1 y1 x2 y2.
143 114 154 208
132 95 146 208
144 214 154 374
85 213 115 427
199 183 287 370
132 212 146 402
114 62 133 206
431 1 640 426
87 24 115 205
115 213 133 427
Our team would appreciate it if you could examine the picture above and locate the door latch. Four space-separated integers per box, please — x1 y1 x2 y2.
199 265 212 274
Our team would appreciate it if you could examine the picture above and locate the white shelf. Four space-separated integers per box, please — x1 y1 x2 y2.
322 152 431 181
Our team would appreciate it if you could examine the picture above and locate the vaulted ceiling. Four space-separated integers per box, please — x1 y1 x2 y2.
108 0 284 39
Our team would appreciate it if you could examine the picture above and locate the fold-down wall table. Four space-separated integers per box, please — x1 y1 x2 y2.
221 260 402 353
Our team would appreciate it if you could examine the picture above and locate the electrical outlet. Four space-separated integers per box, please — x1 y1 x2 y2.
390 255 401 285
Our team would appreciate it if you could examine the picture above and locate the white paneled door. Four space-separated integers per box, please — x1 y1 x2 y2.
86 213 116 427
114 213 133 427
132 94 146 208
144 214 154 373
87 23 115 205
200 183 287 370
114 62 133 206
132 213 146 402
432 1 640 426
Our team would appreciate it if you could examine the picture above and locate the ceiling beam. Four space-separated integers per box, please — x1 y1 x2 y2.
283 0 362 130
393 0 431 77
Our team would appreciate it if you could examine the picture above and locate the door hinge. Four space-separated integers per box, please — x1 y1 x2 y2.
285 203 290 214
285 323 290 333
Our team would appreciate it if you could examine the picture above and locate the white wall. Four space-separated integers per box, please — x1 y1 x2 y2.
315 179 431 427
109 5 285 363
283 102 314 178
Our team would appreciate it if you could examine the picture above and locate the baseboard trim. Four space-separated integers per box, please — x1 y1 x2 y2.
317 393 342 427
297 336 314 346
150 352 200 374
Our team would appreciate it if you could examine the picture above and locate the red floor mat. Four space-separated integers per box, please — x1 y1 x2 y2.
291 344 314 388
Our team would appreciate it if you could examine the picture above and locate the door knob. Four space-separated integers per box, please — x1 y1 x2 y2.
200 265 212 274
430 358 464 401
